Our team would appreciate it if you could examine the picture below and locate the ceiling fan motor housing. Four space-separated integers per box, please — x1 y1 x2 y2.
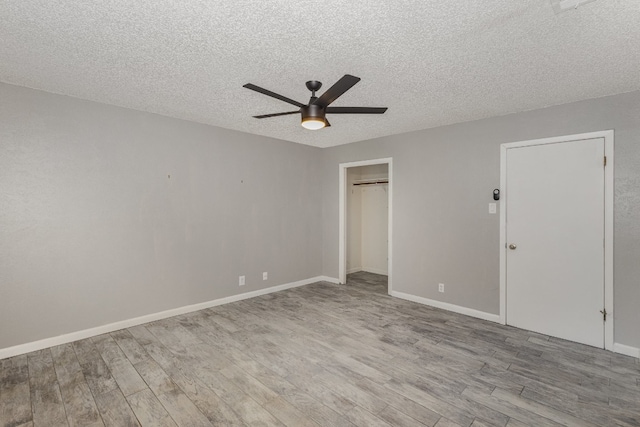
301 104 324 121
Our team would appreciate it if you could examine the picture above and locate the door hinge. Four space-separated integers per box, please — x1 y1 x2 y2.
600 308 607 321
604 156 607 167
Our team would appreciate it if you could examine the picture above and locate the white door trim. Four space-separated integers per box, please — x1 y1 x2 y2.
339 158 393 293
499 130 614 350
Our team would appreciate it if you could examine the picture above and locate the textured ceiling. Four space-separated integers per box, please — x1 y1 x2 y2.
1 1 639 148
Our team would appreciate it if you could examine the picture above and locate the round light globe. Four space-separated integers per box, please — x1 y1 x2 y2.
301 119 326 130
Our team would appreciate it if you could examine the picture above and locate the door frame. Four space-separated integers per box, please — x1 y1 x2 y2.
339 158 393 293
499 130 614 350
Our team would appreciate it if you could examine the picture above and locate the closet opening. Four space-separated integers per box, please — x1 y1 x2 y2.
338 158 392 294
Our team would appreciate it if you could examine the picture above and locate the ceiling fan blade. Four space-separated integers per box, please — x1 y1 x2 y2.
324 118 331 127
253 111 299 119
326 107 387 114
243 84 306 108
313 75 361 108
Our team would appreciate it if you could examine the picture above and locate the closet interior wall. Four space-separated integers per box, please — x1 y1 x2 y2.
347 164 389 275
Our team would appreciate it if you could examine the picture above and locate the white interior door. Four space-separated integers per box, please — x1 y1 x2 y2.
505 138 605 347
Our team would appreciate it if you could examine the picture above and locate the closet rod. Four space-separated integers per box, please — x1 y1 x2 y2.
352 179 389 186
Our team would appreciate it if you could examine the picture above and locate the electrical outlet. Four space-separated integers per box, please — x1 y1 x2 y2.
263 272 268 281
438 283 445 293
239 275 245 286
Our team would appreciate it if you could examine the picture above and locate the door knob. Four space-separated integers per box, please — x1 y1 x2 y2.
509 244 517 250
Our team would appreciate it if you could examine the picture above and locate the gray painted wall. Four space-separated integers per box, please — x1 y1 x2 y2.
2 81 638 352
0 83 323 350
322 90 640 348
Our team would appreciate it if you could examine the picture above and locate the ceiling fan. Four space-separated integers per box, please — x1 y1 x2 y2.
243 74 387 130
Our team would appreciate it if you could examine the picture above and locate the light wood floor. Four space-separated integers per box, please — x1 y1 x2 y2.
1 271 639 427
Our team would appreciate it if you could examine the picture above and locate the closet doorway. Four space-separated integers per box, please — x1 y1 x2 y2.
339 158 392 293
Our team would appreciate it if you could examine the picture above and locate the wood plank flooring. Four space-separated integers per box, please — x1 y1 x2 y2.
1 271 639 426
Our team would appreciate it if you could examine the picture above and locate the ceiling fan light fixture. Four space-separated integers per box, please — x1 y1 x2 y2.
301 104 326 130
301 118 326 130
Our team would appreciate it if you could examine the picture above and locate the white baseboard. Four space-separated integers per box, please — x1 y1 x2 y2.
361 267 388 276
391 291 639 359
7 277 630 361
0 276 326 360
613 343 640 359
346 268 388 275
390 290 501 323
317 275 341 284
